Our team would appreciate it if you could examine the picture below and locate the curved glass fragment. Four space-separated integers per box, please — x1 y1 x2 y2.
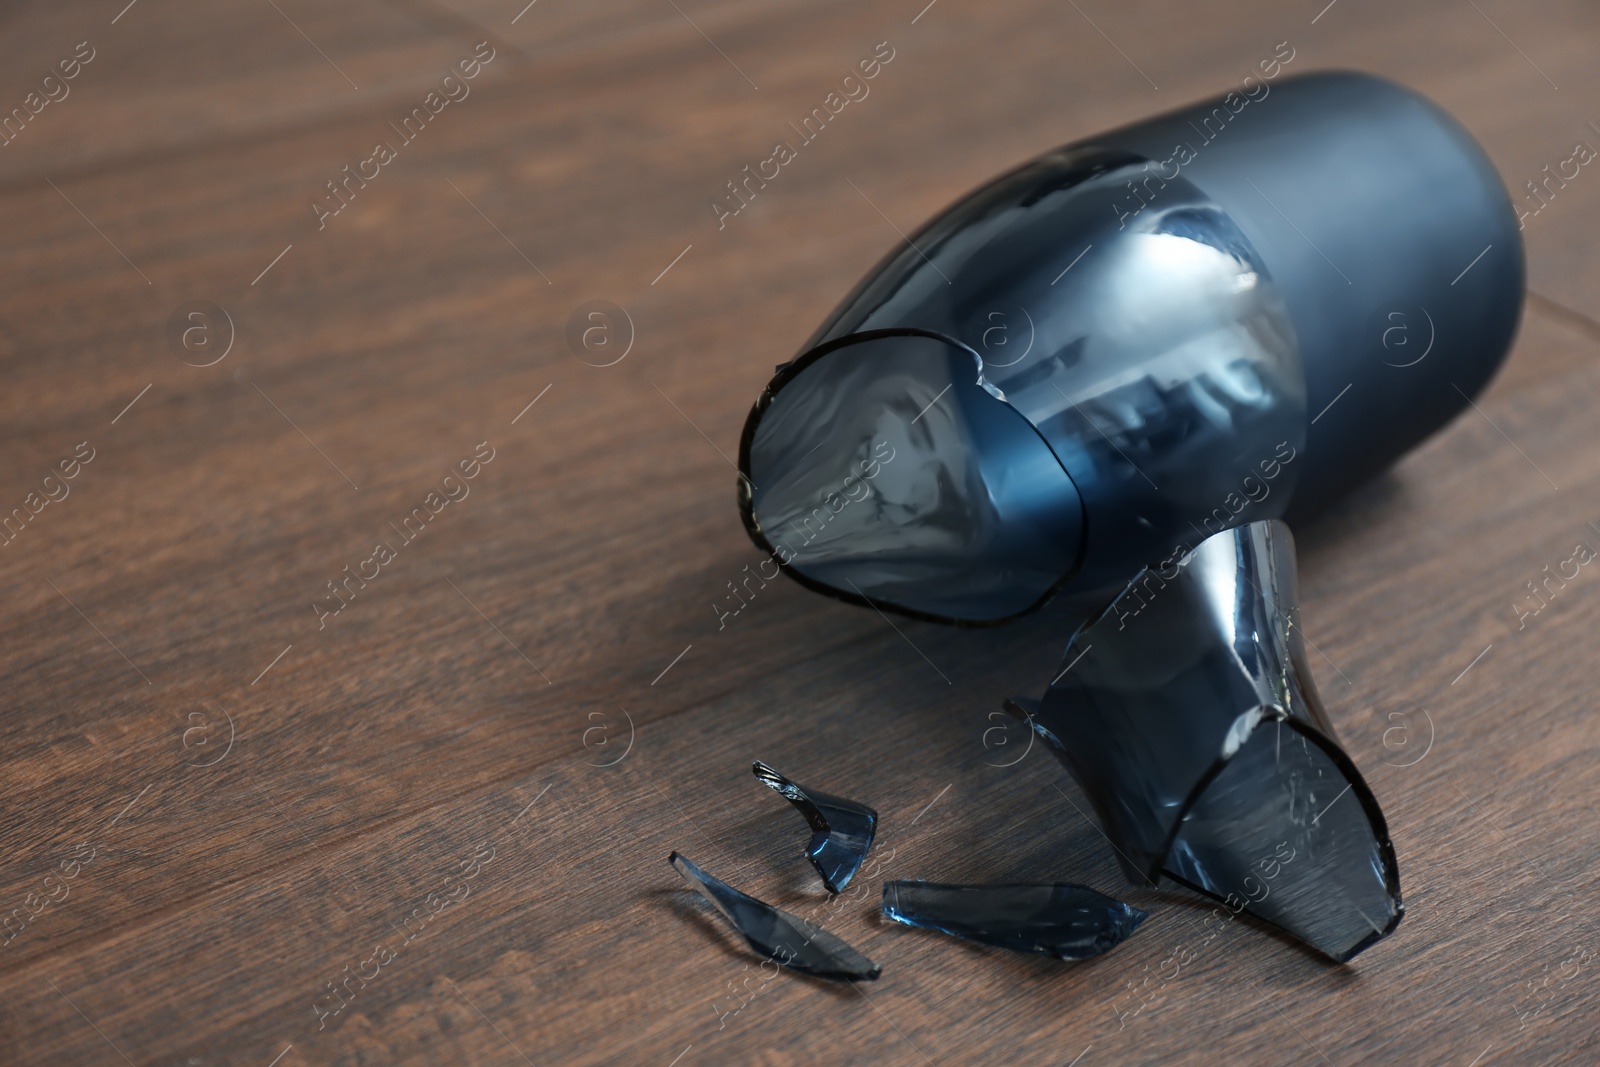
752 761 877 894
1027 519 1402 962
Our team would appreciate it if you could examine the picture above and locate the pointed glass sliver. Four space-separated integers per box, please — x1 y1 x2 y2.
669 853 882 980
752 760 877 894
881 880 1147 960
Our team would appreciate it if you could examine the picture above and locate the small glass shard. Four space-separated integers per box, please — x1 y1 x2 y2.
669 852 882 980
881 880 1147 960
752 760 877 894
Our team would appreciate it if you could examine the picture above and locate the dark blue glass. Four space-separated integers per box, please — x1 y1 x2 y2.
669 853 881 980
882 880 1147 960
752 761 877 894
733 72 1525 962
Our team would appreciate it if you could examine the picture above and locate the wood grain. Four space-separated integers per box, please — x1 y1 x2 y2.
1 1 1597 1064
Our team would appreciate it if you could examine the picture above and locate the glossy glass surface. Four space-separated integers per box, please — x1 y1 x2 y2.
745 334 1082 620
881 880 1146 960
1024 520 1401 962
751 760 877 894
742 147 1304 621
669 852 881 980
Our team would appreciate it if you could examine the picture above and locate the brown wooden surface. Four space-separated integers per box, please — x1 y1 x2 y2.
1 0 1598 1063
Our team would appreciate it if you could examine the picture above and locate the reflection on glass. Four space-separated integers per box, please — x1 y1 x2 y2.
752 761 877 894
882 880 1147 960
669 852 881 980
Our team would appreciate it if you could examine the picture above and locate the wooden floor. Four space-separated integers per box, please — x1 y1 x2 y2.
2 1 1598 1063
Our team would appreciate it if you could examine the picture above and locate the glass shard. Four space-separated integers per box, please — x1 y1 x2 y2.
669 852 882 980
881 880 1147 960
752 760 877 894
